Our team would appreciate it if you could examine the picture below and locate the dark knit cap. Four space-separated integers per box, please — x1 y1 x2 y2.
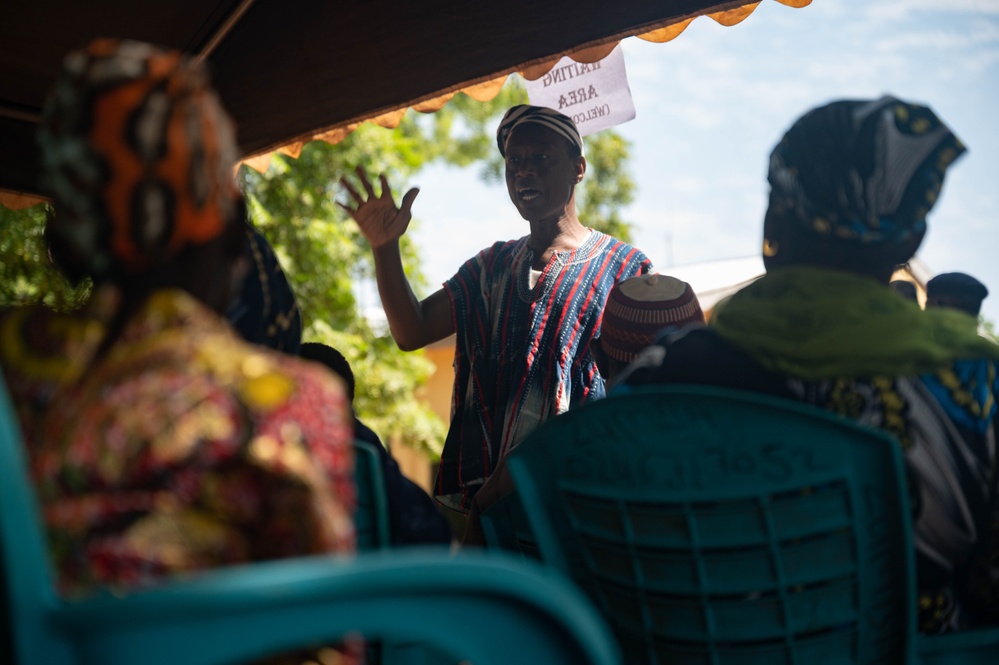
926 272 988 313
601 275 705 362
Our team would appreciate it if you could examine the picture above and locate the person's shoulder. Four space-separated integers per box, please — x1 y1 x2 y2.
262 348 350 396
354 417 385 448
482 236 528 258
932 356 999 381
624 326 772 389
450 237 528 284
0 301 109 388
589 230 651 262
200 334 351 420
917 357 999 435
0 302 55 339
454 236 525 266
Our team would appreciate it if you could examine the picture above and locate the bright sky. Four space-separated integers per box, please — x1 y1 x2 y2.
406 0 999 323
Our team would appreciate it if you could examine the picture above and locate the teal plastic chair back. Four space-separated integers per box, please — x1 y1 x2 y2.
353 439 390 549
0 377 620 665
919 628 999 665
0 376 78 664
486 385 918 665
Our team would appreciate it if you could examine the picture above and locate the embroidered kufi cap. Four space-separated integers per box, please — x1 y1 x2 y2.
601 274 705 362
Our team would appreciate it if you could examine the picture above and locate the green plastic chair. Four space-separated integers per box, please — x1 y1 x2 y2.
481 385 920 664
0 378 620 665
353 438 391 550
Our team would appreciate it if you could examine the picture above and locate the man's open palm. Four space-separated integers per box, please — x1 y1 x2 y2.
339 167 419 249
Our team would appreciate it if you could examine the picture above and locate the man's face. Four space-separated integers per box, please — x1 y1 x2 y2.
503 123 585 223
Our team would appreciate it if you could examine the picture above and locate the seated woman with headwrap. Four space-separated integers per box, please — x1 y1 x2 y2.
623 96 999 632
9 39 356 596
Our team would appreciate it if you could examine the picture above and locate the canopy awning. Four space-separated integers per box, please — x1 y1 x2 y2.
0 0 811 208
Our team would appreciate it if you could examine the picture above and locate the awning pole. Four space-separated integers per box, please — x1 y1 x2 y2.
0 103 41 124
195 0 257 64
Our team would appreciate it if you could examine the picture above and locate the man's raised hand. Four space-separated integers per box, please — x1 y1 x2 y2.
338 166 419 249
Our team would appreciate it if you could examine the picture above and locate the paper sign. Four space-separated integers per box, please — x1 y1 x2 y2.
524 44 635 137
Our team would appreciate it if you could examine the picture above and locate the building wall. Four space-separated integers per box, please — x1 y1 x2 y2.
388 335 456 494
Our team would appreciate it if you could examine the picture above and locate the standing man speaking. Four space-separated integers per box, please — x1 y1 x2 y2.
341 105 652 522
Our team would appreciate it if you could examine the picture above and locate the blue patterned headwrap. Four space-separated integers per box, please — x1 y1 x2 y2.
768 95 966 245
226 224 302 353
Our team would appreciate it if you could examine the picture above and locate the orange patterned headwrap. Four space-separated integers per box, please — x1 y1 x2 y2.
39 39 240 278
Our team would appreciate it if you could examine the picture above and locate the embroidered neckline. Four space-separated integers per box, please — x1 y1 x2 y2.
516 230 601 303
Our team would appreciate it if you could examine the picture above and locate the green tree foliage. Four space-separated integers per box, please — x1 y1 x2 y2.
578 130 636 242
0 204 91 310
239 124 446 455
0 76 639 458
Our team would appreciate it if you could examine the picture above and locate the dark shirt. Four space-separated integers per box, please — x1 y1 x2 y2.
626 327 795 399
355 418 452 546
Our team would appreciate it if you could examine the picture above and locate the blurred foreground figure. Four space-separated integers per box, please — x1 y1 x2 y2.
626 96 999 632
889 279 919 303
926 272 989 317
21 39 355 595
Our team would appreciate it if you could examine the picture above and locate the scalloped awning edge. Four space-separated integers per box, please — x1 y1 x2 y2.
0 189 46 210
241 0 812 173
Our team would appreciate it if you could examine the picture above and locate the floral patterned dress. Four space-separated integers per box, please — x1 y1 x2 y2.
19 289 355 595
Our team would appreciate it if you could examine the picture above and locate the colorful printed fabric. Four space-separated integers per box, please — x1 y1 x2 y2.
627 268 999 632
28 289 355 596
437 230 652 510
0 286 119 448
38 39 240 278
785 367 999 633
768 96 965 246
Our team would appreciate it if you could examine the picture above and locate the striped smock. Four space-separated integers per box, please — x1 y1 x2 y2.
437 230 652 511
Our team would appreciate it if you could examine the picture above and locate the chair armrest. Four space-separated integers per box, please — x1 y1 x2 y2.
49 549 620 665
918 627 999 665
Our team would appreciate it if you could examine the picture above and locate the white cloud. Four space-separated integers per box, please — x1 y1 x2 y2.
875 21 999 54
865 0 999 23
667 176 708 195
